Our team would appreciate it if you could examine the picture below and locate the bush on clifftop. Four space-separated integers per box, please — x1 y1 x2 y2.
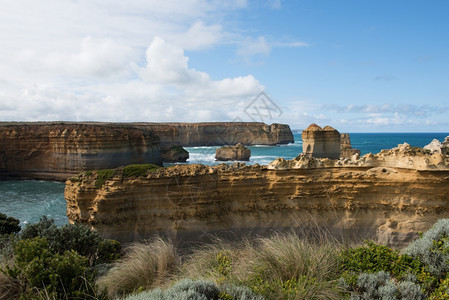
0 212 20 235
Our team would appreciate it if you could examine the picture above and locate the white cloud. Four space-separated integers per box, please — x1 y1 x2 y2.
14 37 132 77
237 36 272 59
0 37 263 123
0 0 308 123
171 21 223 50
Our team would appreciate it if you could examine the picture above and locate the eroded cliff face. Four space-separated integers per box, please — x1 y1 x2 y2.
0 123 161 180
65 143 449 248
140 122 294 146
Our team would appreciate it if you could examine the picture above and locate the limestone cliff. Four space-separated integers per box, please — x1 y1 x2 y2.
0 123 161 181
139 122 294 146
65 143 449 248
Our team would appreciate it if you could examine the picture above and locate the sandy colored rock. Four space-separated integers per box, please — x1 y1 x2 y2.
65 143 449 248
0 123 161 180
340 133 361 159
139 122 294 146
302 124 341 159
215 144 251 161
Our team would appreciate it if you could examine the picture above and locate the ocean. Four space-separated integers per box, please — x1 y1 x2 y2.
1 132 448 227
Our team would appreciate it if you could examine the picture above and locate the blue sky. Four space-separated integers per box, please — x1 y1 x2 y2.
0 0 448 132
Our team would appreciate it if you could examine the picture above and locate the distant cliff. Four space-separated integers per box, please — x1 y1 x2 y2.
65 143 449 248
0 123 161 181
139 122 294 146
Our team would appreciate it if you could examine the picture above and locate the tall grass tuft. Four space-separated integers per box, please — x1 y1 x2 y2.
0 270 20 300
97 237 180 298
180 232 343 300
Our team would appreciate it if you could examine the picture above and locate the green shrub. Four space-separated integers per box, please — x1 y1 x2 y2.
1 237 93 299
20 215 55 240
122 279 263 300
404 219 449 279
97 239 122 264
429 276 449 299
123 164 160 177
0 212 20 235
20 217 121 267
95 168 116 188
339 240 426 287
346 271 425 300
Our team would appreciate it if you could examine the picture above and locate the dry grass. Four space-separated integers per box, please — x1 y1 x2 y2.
0 271 20 300
96 237 180 298
180 232 344 300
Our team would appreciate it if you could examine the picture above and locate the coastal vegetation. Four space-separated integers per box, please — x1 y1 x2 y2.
3 215 449 299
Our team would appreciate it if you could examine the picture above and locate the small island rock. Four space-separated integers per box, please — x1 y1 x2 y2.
215 143 251 161
160 145 189 162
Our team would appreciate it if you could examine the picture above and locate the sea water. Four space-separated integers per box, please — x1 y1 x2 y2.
0 132 448 226
0 180 67 227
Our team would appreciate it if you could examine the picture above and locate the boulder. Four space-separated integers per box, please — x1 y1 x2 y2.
301 124 341 159
215 143 251 161
160 144 189 162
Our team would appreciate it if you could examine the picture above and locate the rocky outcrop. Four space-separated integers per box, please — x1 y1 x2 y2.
425 137 449 155
302 124 341 159
161 145 189 163
269 143 448 171
0 123 161 181
139 122 294 146
340 133 361 159
215 144 251 161
65 143 449 248
444 137 449 155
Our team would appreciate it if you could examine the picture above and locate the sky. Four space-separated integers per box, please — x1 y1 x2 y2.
1 0 448 132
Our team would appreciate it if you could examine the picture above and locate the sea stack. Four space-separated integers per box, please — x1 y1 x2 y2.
340 133 361 159
301 124 341 159
215 143 251 161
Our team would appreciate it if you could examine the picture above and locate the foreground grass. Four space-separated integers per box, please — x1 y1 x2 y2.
5 217 449 299
97 237 180 298
98 233 344 299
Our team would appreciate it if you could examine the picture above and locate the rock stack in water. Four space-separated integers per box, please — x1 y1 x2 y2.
340 133 361 159
301 124 341 159
215 143 251 161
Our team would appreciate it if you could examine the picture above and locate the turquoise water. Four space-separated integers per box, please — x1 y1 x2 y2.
184 132 449 165
0 132 447 226
0 180 67 227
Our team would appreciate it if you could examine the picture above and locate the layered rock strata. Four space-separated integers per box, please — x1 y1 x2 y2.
139 122 294 146
340 133 361 159
215 144 251 161
65 143 449 248
302 124 341 159
0 123 161 180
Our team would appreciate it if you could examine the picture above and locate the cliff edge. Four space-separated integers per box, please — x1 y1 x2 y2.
0 123 161 181
65 143 449 248
139 122 294 146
